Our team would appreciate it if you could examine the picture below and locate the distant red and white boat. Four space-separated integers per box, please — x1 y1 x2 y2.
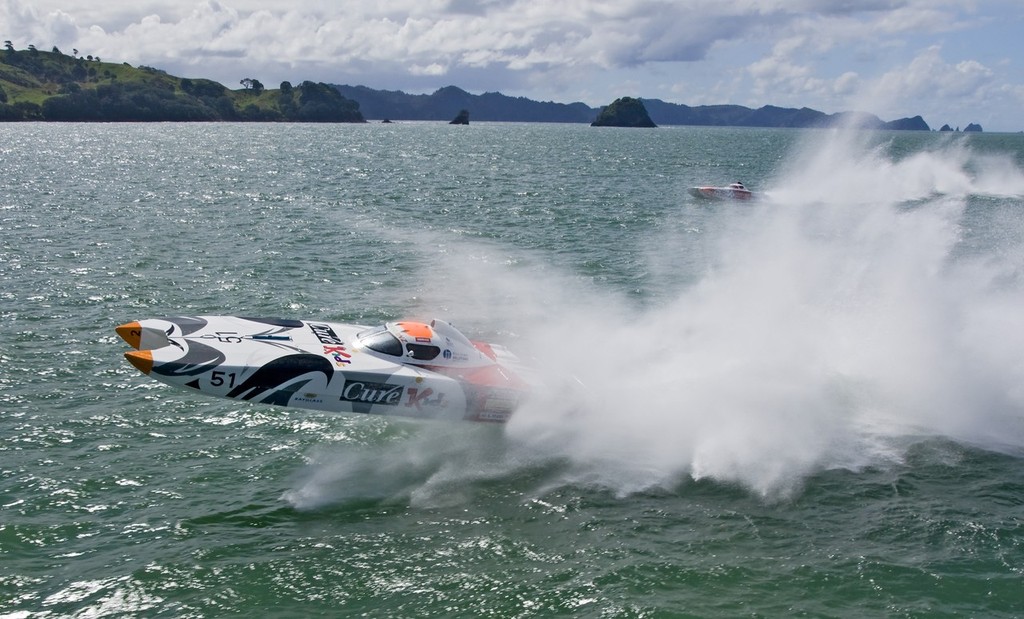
689 182 754 201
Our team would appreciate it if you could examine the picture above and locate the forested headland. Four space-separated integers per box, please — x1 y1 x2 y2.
0 44 364 122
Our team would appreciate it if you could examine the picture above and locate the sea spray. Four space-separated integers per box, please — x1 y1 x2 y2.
483 131 1022 499
289 129 1024 507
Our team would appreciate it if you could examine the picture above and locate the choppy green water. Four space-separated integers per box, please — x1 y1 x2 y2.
2 122 1023 617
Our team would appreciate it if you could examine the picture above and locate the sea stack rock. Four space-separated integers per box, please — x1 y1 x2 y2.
591 97 657 127
449 109 469 124
964 123 983 132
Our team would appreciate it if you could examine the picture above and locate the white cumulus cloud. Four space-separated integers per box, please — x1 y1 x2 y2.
3 0 1022 129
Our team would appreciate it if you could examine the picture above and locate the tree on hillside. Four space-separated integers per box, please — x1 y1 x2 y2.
4 41 13 51
240 78 264 95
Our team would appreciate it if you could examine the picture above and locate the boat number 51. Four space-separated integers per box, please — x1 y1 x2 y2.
210 371 237 388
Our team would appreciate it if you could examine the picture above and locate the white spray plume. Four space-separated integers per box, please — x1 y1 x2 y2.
294 129 1024 507
507 130 1024 500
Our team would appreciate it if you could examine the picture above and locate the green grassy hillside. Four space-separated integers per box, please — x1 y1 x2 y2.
0 46 364 122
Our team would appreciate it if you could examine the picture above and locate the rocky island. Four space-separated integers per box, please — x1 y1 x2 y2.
590 97 657 127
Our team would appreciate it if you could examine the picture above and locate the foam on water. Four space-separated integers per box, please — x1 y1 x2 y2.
288 129 1024 507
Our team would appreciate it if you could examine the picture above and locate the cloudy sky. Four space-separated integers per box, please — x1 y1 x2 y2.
5 0 1022 130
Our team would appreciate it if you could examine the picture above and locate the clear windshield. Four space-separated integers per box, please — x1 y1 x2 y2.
357 328 404 357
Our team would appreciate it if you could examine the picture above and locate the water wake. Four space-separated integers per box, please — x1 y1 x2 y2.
505 131 1024 499
292 130 1024 506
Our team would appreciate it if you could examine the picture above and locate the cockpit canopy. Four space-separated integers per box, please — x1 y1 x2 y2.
356 319 495 368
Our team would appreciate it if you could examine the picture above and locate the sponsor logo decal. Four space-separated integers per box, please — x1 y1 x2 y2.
441 349 469 362
405 387 446 411
482 389 518 415
477 410 511 422
309 323 344 346
340 380 403 406
323 344 352 367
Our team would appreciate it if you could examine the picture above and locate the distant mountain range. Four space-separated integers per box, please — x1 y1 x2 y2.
0 45 944 130
333 85 933 131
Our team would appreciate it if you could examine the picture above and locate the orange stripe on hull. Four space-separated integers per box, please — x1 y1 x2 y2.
472 340 498 361
124 350 154 375
116 322 143 350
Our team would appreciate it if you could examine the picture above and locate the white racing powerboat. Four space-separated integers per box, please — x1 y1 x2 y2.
116 315 532 422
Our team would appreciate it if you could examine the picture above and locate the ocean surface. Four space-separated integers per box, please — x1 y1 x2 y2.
2 121 1023 618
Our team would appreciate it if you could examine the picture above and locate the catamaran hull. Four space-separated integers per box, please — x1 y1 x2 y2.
116 316 527 422
689 186 754 201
